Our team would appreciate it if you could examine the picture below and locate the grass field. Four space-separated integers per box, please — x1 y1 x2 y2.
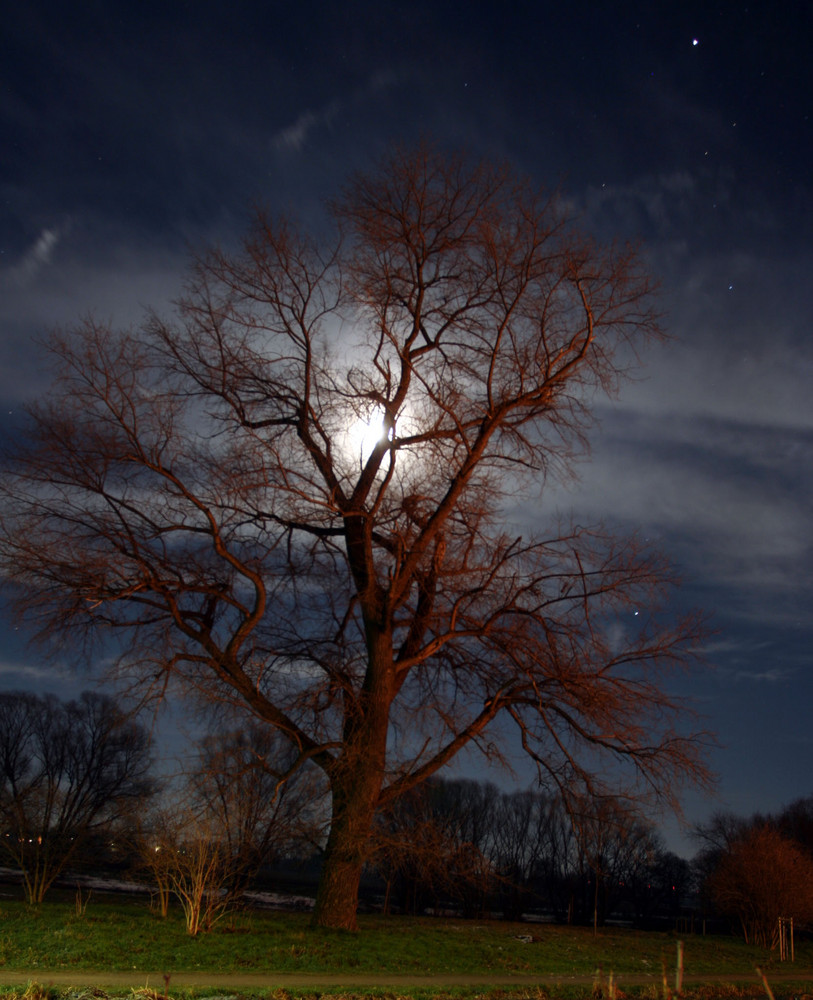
1 892 812 999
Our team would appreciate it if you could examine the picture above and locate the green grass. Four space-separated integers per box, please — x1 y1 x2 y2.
1 895 812 980
4 985 813 1000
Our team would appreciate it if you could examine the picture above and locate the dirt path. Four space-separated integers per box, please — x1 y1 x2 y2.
2 970 813 991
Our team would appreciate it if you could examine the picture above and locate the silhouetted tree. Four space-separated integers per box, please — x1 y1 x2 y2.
187 722 326 899
630 848 691 926
530 793 582 921
0 144 711 929
373 777 494 916
775 796 813 859
490 788 548 919
134 722 324 923
569 795 660 930
692 810 755 913
0 690 153 903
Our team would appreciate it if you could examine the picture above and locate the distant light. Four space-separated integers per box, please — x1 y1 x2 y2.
692 38 699 46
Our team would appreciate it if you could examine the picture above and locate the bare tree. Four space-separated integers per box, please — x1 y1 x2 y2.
373 777 494 916
532 792 582 922
136 804 232 935
708 824 813 948
186 723 326 900
636 848 691 926
691 809 756 910
0 690 153 903
374 788 453 916
133 724 323 924
0 144 711 929
775 796 813 858
573 797 664 929
490 788 548 919
135 806 174 917
567 794 649 931
490 788 667 926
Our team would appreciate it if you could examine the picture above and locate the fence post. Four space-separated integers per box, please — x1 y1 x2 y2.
777 916 794 962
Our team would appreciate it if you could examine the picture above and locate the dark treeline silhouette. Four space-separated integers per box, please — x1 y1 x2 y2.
368 785 813 944
3 689 813 949
369 776 690 927
370 784 813 942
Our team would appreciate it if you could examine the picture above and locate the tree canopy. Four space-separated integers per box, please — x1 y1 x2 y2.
0 144 711 928
708 824 813 948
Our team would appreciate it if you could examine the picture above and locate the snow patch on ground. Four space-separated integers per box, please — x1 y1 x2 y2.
0 867 315 910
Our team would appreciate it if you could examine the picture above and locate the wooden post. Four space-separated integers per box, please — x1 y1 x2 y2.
593 869 599 937
756 966 776 1000
777 916 794 961
675 940 684 996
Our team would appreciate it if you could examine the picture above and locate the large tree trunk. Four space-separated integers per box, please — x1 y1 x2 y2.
312 658 392 930
312 757 384 929
312 830 367 929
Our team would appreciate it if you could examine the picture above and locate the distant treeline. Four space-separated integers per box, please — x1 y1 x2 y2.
3 689 813 944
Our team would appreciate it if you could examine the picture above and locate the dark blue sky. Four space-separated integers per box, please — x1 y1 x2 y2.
1 0 811 853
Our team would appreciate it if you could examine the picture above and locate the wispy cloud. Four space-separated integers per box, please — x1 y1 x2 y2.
579 170 702 239
274 106 338 152
729 666 794 684
696 637 774 659
5 227 61 284
0 229 186 405
272 70 402 153
0 657 67 682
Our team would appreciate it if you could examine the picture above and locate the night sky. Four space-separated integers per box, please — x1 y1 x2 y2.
1 0 811 854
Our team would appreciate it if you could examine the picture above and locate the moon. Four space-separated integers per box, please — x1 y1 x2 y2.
345 407 389 465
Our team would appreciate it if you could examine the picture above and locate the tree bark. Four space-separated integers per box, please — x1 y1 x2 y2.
312 762 383 929
312 650 392 929
312 834 367 929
